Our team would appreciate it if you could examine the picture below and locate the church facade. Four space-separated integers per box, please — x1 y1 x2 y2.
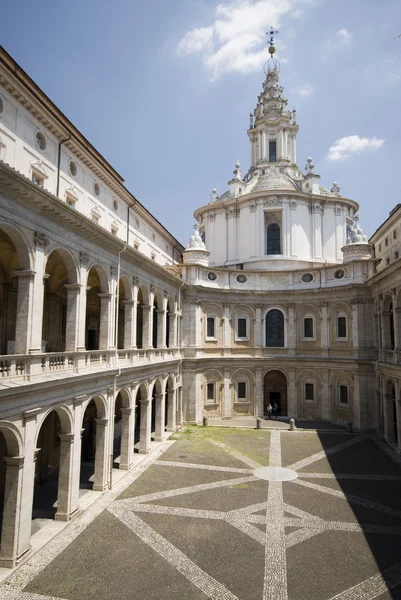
0 43 399 569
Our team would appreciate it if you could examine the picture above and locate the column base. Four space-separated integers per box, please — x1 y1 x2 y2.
119 462 134 470
0 546 32 569
93 483 109 492
154 435 166 442
55 507 79 522
166 427 176 432
139 447 150 454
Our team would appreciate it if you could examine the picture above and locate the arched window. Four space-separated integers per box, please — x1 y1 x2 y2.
265 309 284 347
266 223 281 255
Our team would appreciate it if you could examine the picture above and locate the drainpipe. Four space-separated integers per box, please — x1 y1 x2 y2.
56 135 71 197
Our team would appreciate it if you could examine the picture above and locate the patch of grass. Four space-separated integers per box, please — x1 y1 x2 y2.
232 483 248 489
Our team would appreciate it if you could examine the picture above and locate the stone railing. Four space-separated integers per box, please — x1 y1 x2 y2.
0 347 180 385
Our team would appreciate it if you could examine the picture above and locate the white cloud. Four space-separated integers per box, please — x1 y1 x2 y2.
327 135 384 161
321 28 352 61
177 0 314 80
290 83 315 97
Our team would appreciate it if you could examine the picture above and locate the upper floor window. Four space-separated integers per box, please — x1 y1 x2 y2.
337 316 347 339
236 317 248 340
206 316 216 339
339 384 349 405
237 381 247 400
31 171 44 187
269 140 277 163
206 382 215 402
305 382 314 402
266 223 281 255
35 131 46 151
303 317 314 339
265 309 284 347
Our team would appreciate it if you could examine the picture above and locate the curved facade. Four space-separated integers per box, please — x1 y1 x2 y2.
0 46 400 571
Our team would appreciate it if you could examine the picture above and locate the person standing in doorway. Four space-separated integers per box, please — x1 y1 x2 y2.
267 403 272 419
273 402 278 418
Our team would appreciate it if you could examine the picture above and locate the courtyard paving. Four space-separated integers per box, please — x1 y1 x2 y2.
1 426 401 600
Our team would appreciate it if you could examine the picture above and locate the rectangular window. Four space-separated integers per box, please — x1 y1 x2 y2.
237 318 247 339
207 382 215 401
304 317 314 339
269 140 277 163
305 383 314 401
339 385 348 405
31 172 44 187
337 316 347 338
238 381 247 399
206 317 215 338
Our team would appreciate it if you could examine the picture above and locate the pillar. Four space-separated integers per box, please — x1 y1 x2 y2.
320 302 329 356
70 396 84 515
14 270 35 354
166 387 177 431
119 407 134 469
222 371 232 418
93 418 109 491
141 305 152 349
255 369 263 417
169 312 178 348
65 284 81 352
287 304 296 354
287 370 296 418
157 309 166 349
223 306 231 348
352 376 361 432
123 300 135 349
154 392 166 442
98 293 112 350
352 302 359 349
255 306 263 347
29 233 48 354
0 456 25 568
139 399 151 454
321 371 330 420
55 433 77 521
383 394 395 442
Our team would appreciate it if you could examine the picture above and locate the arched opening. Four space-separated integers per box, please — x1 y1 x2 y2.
0 230 19 355
80 400 97 489
134 388 141 452
265 309 284 347
385 380 398 443
136 288 143 349
85 267 105 350
152 296 158 348
166 300 171 348
263 370 287 417
113 393 123 467
266 223 281 255
32 411 62 523
43 250 77 353
383 296 395 350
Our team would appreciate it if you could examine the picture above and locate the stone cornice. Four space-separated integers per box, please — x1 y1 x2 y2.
0 162 184 286
367 256 401 287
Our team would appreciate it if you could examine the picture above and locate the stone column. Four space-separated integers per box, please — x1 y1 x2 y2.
320 302 329 356
139 399 151 454
353 376 361 432
64 284 81 352
321 371 330 420
255 369 263 417
98 293 112 350
227 212 236 262
29 233 49 355
0 456 25 568
77 254 90 350
93 418 109 491
14 270 35 354
255 306 263 347
352 302 359 349
223 306 231 348
169 311 178 348
141 305 152 349
157 309 166 349
287 370 296 418
154 392 166 441
287 304 296 354
70 397 84 515
166 386 177 431
55 433 77 521
119 407 134 470
222 371 232 418
123 300 135 349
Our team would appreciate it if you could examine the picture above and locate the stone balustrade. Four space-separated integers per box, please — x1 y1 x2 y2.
0 348 180 385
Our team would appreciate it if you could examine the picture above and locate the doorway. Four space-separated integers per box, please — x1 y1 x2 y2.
263 370 287 417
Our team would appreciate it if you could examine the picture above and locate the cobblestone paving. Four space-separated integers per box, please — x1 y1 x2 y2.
1 428 401 599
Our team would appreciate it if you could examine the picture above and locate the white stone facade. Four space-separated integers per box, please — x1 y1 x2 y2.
0 46 400 572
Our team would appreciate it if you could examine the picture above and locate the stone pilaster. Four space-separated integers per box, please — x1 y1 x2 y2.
93 418 109 491
55 433 77 521
154 392 166 441
119 407 134 469
0 456 26 568
139 399 151 454
166 386 177 431
14 270 35 354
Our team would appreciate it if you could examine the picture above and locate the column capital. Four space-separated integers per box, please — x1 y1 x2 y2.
23 407 41 423
58 433 74 443
120 407 133 415
14 269 35 279
74 395 87 406
4 456 24 468
123 299 135 306
155 392 165 400
95 418 109 425
98 293 112 299
64 283 81 292
139 399 150 406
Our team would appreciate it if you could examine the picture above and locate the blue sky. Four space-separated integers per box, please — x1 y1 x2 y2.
1 0 400 243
